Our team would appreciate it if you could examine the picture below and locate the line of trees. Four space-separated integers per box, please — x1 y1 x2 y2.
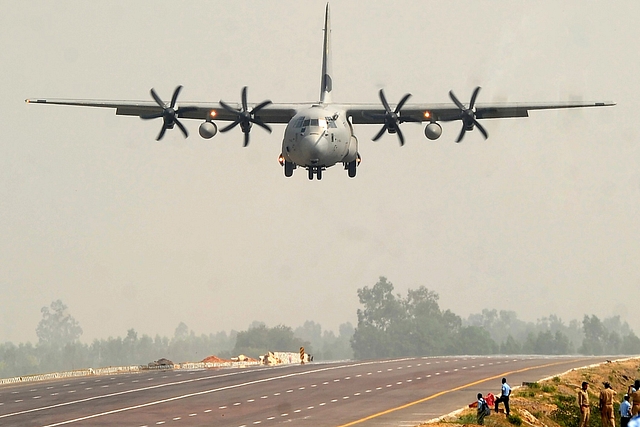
351 277 640 359
1 277 639 379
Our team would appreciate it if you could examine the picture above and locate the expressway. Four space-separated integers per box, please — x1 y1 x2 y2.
0 355 612 427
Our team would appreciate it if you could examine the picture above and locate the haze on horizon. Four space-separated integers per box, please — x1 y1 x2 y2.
1 1 638 344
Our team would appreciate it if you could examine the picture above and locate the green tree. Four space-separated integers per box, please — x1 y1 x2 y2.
36 300 83 348
233 324 308 358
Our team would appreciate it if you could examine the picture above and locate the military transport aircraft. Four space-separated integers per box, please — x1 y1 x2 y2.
26 4 613 180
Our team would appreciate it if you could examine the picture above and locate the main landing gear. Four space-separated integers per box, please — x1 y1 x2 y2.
308 166 323 180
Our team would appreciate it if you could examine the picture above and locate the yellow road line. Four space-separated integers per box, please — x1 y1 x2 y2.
336 358 591 427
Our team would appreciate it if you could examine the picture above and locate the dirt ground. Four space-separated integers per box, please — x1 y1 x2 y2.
418 358 640 427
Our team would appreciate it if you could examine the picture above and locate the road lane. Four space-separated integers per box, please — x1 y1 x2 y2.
0 356 613 426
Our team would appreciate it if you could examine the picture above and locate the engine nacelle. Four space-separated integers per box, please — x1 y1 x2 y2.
199 121 218 139
425 122 442 140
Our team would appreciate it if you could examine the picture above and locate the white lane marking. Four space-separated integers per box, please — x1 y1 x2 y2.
294 409 301 413
267 416 275 420
233 402 241 406
331 399 338 403
344 376 351 380
204 409 212 413
307 406 314 409
188 414 196 417
172 417 181 420
260 395 268 399
343 396 349 400
274 392 281 396
247 399 255 402
298 387 305 390
281 413 288 417
323 382 329 385
365 390 372 393
354 392 361 396
319 402 326 406
26 359 416 426
85 388 92 390
34 396 41 399
219 406 227 409
286 389 293 393
15 400 23 403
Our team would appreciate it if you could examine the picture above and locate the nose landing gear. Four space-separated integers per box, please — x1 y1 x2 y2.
307 166 323 180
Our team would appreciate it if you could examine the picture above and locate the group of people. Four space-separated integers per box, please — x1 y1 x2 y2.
476 378 511 425
579 380 640 427
476 377 640 427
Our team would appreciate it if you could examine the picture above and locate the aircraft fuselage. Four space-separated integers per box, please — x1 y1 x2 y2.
281 105 358 172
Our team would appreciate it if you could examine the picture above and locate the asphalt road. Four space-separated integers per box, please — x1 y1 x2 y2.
0 355 613 427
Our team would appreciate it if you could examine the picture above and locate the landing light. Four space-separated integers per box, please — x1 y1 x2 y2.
278 154 285 166
210 110 217 118
424 111 431 119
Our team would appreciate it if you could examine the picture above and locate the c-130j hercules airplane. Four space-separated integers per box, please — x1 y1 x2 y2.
27 4 613 180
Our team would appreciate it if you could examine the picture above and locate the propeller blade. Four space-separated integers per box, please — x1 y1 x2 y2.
170 85 182 109
241 86 248 112
176 106 198 116
473 119 489 139
372 124 388 141
157 125 167 141
243 131 250 147
220 118 241 133
396 126 405 146
140 112 164 120
219 100 239 114
250 117 272 133
174 119 189 138
456 126 467 143
378 89 392 113
449 90 465 111
253 100 272 112
469 86 481 109
150 88 165 108
395 93 412 113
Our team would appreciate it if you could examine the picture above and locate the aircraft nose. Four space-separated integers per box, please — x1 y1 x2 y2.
300 133 330 160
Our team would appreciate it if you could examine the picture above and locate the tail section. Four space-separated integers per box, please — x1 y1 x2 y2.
320 3 333 104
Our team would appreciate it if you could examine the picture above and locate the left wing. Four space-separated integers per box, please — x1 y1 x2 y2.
25 98 300 124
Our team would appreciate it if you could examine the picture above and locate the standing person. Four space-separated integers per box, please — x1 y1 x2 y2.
579 381 590 427
629 380 640 416
495 377 511 416
621 395 632 427
477 393 489 425
600 381 617 427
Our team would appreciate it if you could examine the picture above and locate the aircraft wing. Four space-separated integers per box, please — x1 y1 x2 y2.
344 101 615 124
25 98 302 124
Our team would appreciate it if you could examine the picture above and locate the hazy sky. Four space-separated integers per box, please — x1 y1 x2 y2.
1 1 638 344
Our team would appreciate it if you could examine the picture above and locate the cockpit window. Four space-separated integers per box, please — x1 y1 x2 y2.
325 117 337 128
303 119 310 127
309 119 319 126
294 117 305 128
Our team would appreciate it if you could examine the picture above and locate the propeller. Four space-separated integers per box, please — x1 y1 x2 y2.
366 89 419 146
219 86 272 147
447 86 488 143
140 86 197 141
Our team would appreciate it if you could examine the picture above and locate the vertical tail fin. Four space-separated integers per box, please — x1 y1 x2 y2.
320 3 332 104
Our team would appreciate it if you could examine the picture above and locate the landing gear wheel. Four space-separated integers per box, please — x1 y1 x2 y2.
308 167 314 180
317 167 322 180
347 160 357 178
284 161 294 177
